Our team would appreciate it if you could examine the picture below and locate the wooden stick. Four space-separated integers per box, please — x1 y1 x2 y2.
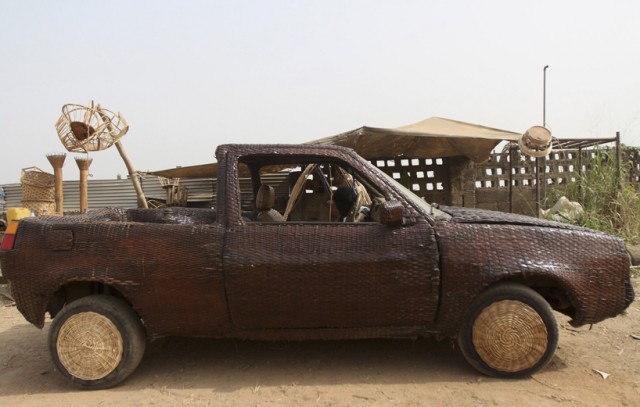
97 108 148 208
114 140 148 208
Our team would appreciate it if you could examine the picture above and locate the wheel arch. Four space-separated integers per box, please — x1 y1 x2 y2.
47 281 136 320
491 274 577 318
437 266 586 337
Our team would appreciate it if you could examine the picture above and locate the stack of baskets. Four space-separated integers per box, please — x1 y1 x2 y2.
21 167 56 216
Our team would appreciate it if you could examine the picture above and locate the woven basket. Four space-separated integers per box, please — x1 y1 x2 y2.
472 300 548 372
22 200 56 216
21 167 55 202
56 312 123 380
21 167 55 188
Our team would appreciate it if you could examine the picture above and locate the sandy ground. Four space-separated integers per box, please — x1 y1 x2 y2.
0 278 638 407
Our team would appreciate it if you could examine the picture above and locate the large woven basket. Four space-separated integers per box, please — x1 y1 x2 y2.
21 167 55 202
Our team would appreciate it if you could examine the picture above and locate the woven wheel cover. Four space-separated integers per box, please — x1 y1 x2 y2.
56 312 123 380
472 300 548 372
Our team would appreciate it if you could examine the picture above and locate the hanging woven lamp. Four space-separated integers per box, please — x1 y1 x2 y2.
55 101 129 153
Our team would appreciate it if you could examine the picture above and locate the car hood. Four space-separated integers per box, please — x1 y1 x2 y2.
437 205 586 231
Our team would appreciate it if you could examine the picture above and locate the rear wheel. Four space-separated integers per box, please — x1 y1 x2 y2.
48 295 146 389
457 283 558 377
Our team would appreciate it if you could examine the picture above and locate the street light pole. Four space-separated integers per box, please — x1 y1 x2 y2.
543 65 549 127
537 65 549 218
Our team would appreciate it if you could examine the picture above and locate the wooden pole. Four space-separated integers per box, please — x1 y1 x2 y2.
578 146 583 199
535 157 540 218
114 140 148 208
75 156 92 213
509 145 514 213
97 107 148 208
46 153 66 215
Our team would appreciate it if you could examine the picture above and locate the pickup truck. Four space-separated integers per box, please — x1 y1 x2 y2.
0 144 635 390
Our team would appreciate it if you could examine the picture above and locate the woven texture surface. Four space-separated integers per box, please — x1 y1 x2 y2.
3 210 228 337
20 167 55 203
217 144 440 336
436 220 634 335
472 300 548 372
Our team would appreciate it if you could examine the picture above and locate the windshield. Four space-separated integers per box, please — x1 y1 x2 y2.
371 165 451 219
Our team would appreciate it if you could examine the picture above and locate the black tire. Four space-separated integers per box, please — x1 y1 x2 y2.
48 295 146 390
457 283 558 378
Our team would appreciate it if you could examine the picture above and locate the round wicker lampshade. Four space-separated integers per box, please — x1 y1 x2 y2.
519 126 552 158
471 300 548 372
55 101 129 153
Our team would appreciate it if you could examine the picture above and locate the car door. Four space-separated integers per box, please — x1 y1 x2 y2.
223 210 440 330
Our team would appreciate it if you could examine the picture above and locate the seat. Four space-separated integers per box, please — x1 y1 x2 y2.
255 185 285 222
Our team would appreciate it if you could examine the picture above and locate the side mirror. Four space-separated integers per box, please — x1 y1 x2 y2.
373 200 404 226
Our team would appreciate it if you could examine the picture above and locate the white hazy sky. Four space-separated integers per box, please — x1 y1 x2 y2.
1 0 639 184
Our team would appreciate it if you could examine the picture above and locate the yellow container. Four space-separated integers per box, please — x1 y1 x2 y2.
7 208 32 223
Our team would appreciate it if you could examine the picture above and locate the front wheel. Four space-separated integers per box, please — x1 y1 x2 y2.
457 283 558 378
48 295 146 390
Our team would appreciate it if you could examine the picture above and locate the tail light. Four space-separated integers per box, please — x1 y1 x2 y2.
1 220 20 251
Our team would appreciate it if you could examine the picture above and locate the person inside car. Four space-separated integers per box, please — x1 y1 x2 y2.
330 186 370 222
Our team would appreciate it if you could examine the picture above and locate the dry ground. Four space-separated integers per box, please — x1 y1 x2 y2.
0 278 638 407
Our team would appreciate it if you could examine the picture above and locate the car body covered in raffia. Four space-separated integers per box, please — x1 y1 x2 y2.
0 144 635 389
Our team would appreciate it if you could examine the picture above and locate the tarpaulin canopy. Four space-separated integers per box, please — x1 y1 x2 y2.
309 117 520 163
148 117 521 179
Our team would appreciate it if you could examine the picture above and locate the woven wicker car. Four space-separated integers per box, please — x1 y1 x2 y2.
0 144 635 390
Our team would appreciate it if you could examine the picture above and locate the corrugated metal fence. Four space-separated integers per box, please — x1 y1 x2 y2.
1 176 217 213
